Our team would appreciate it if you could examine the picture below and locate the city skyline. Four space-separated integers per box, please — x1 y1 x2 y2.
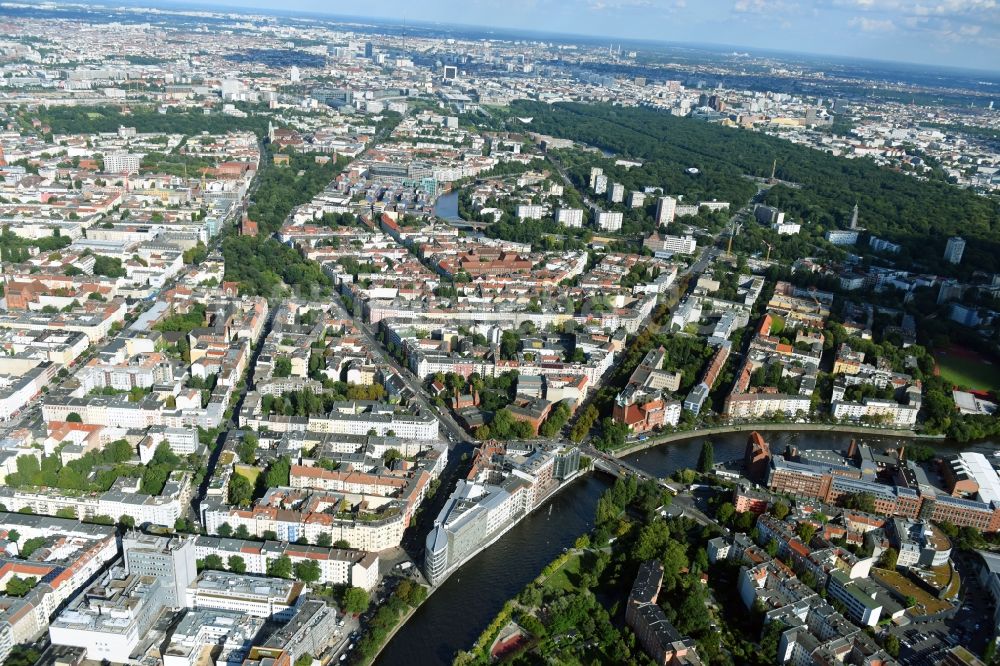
158 0 1000 72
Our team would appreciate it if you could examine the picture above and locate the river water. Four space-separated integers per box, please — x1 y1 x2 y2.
433 191 461 222
375 430 988 665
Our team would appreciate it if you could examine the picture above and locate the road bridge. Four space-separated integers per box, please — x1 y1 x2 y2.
590 451 679 494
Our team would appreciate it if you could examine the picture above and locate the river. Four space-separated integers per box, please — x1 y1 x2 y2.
375 430 991 665
375 473 609 666
433 191 461 222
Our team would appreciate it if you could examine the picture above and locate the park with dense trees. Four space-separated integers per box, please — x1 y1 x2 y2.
502 101 1000 277
456 474 779 665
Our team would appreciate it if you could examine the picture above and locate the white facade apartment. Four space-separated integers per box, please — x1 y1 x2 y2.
104 152 142 175
588 167 603 189
554 207 584 228
773 222 801 235
726 393 811 419
648 233 697 255
0 363 55 421
944 236 965 264
594 174 608 194
203 506 406 553
596 211 623 232
825 229 859 245
515 204 544 220
831 399 918 427
655 196 676 226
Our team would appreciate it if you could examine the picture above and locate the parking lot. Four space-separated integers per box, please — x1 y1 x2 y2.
889 552 995 665
326 613 361 663
895 622 951 665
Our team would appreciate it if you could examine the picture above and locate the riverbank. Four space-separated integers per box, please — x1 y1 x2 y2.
360 601 422 666
611 422 942 457
366 470 586 665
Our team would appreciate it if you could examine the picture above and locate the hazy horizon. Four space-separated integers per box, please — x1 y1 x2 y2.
140 0 1000 73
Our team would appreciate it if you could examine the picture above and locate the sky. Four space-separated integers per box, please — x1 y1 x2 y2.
197 0 1000 72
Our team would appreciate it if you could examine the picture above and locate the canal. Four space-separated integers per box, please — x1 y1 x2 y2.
375 430 974 665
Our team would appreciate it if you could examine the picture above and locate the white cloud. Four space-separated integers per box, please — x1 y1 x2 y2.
734 0 767 11
586 0 681 10
849 15 896 31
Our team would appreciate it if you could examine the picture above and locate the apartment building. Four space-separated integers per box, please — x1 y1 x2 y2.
192 536 379 591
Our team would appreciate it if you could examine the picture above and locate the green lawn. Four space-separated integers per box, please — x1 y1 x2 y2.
235 465 260 485
936 351 1000 392
543 552 588 592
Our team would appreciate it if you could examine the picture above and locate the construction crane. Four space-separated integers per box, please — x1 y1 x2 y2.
761 239 773 262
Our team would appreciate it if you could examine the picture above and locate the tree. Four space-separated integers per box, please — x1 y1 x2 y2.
20 537 46 558
235 525 251 539
716 502 735 525
119 514 135 529
396 579 427 607
217 522 233 537
382 448 403 466
228 555 247 574
797 522 817 544
771 502 790 520
840 492 876 513
697 441 714 473
333 539 351 549
66 412 82 423
264 456 291 489
262 530 278 541
274 357 292 378
237 434 258 465
93 255 125 277
295 655 314 666
7 529 19 543
884 634 900 658
202 554 225 571
55 507 77 519
879 547 899 570
343 586 369 614
661 540 690 589
268 555 293 579
5 575 36 597
293 559 321 583
228 474 254 507
316 533 333 547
